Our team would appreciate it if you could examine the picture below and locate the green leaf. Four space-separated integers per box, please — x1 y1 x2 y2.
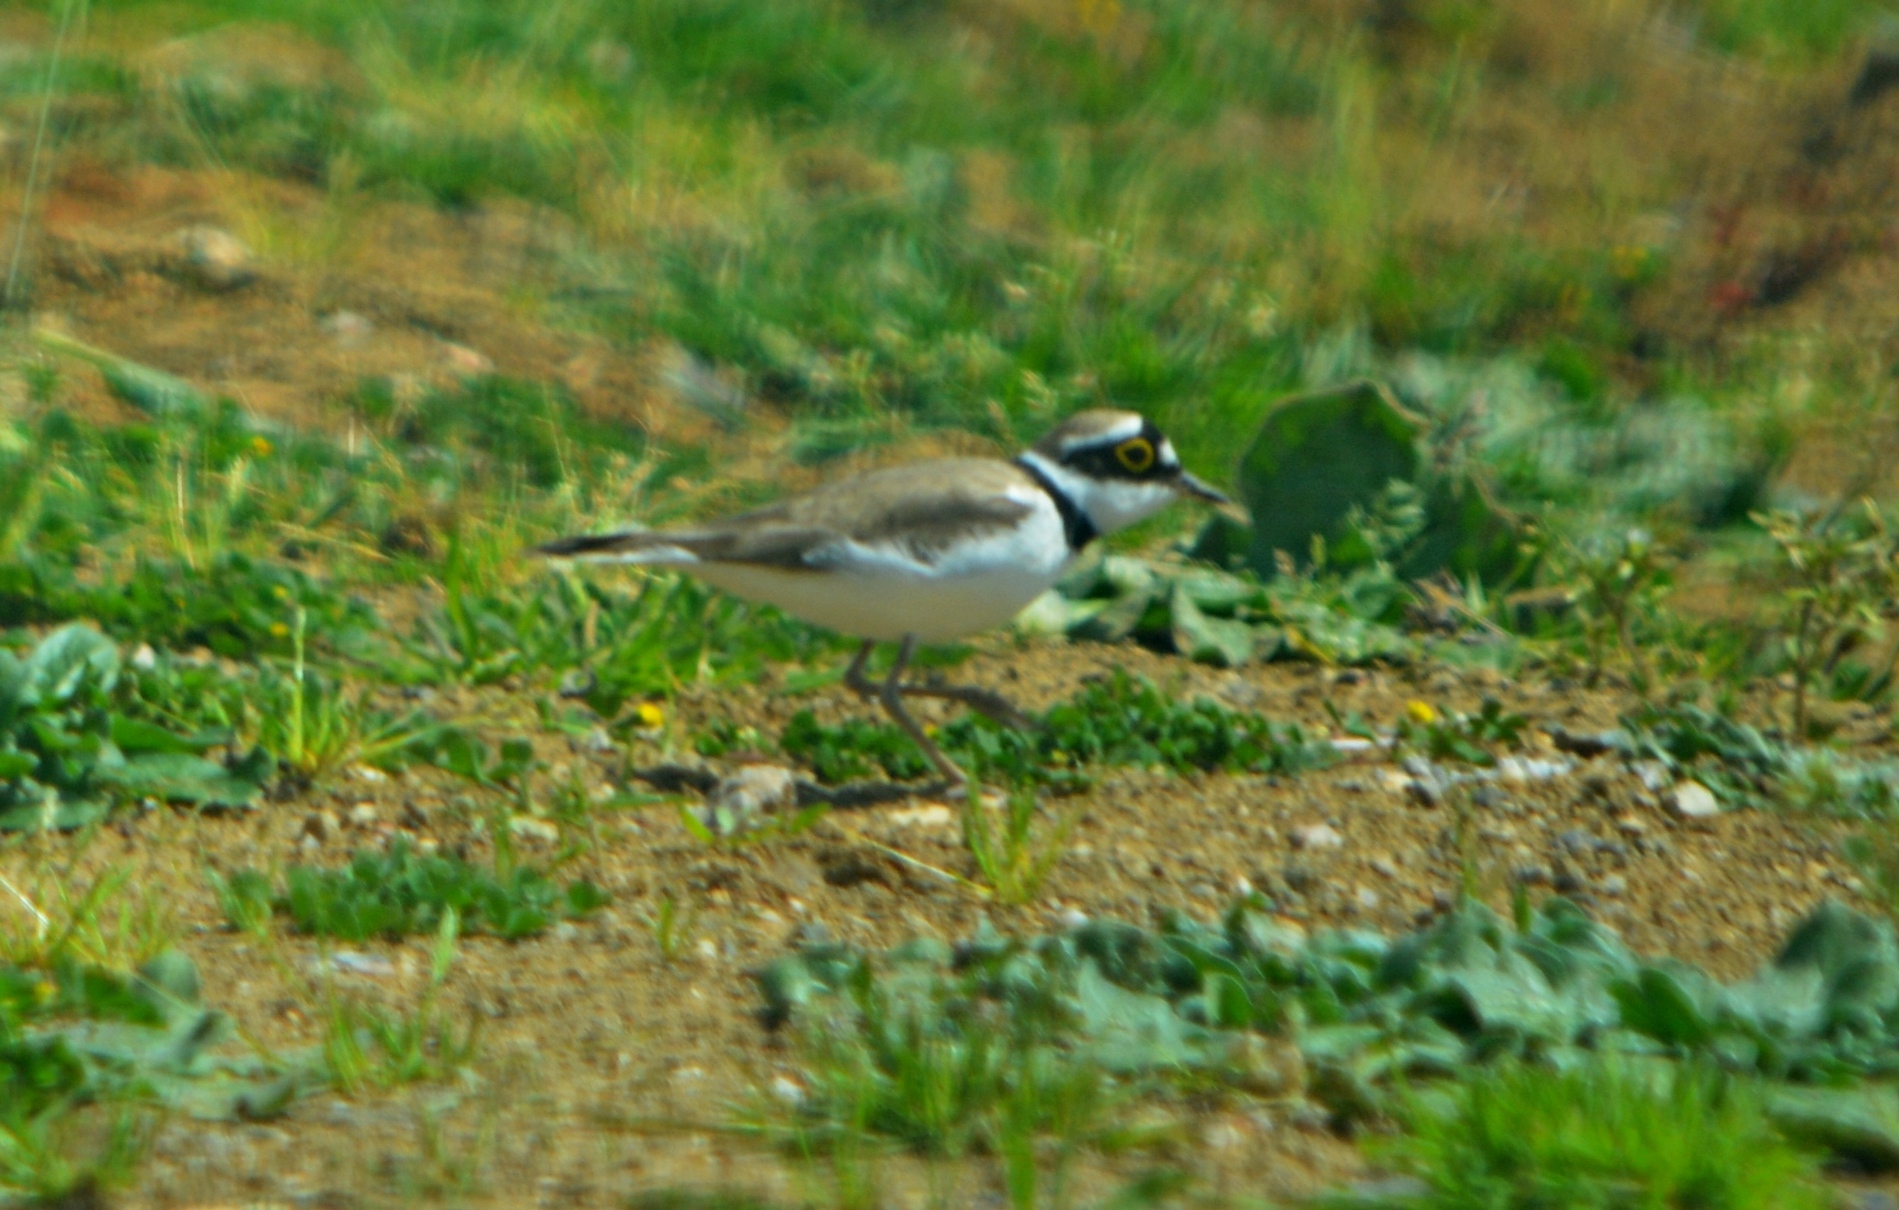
111 716 215 756
565 881 609 916
101 752 265 807
1768 1085 1899 1171
21 623 120 705
1074 960 1208 1072
1613 966 1717 1047
0 795 110 831
1203 379 1422 578
1169 583 1257 668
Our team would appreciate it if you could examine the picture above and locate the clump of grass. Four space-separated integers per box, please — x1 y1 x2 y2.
964 788 1074 907
1357 1060 1828 1210
0 858 178 974
780 669 1333 788
404 555 843 706
767 948 1154 1164
1394 698 1529 767
321 908 480 1095
1545 526 1675 690
643 892 697 962
218 840 607 941
1757 502 1899 738
1 624 271 830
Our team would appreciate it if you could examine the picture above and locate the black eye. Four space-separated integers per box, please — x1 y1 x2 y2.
1115 437 1155 473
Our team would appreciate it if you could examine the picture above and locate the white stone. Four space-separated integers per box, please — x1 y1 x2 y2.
509 815 559 843
176 225 255 290
320 310 373 347
1669 780 1721 820
1290 823 1344 850
886 803 955 829
439 341 494 379
703 765 799 834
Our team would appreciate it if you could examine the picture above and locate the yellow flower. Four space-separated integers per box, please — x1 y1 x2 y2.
635 702 665 728
1406 700 1438 725
269 622 290 637
250 435 274 457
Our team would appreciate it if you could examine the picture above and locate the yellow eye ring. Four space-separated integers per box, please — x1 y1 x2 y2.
1115 437 1155 473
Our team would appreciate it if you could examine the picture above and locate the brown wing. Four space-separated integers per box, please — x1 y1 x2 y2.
535 459 1036 570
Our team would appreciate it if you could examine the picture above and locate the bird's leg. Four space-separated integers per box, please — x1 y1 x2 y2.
876 634 968 787
841 638 1032 731
895 680 1036 732
842 639 879 701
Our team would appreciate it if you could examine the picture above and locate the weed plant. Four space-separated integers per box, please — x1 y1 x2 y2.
1545 527 1675 691
321 909 480 1095
219 840 608 941
1355 1061 1828 1210
963 789 1077 907
1 625 270 829
778 669 1333 788
1395 699 1530 767
1758 502 1899 737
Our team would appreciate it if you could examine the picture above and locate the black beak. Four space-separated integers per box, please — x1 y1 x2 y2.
1176 470 1230 505
1177 471 1250 523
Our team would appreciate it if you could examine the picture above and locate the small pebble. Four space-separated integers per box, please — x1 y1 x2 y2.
1291 823 1344 850
440 341 495 379
320 310 373 347
175 225 255 290
1556 829 1594 854
703 765 798 834
1634 760 1671 791
886 804 954 829
1670 780 1721 820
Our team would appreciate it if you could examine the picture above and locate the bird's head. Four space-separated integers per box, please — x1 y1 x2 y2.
1020 409 1234 536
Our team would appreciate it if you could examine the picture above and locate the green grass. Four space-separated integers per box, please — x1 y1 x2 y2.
1359 1061 1829 1210
776 668 1335 788
7 0 1863 478
8 0 1899 1199
215 841 608 941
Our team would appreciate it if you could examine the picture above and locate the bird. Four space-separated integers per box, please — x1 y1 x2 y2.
535 409 1231 788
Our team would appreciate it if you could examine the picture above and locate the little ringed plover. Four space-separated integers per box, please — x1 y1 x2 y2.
537 409 1229 785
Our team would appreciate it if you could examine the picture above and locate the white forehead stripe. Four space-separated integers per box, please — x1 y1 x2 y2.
1059 413 1145 454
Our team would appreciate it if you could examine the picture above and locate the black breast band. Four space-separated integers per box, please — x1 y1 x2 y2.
1014 457 1100 552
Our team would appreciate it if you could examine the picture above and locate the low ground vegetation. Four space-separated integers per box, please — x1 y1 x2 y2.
9 0 1899 1204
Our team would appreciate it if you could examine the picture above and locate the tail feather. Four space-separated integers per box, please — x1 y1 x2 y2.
533 530 699 564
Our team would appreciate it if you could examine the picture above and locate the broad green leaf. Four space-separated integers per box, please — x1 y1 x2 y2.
1613 966 1718 1047
111 716 215 756
1170 583 1256 668
22 624 120 705
101 753 264 807
1074 961 1207 1072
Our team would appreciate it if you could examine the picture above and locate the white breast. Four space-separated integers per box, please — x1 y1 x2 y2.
688 490 1072 642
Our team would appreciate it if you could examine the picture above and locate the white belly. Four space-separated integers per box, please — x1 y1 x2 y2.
688 507 1071 643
